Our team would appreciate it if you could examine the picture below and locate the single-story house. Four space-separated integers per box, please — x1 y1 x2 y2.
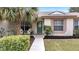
1 11 79 36
33 11 79 36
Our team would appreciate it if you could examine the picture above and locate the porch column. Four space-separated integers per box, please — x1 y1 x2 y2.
32 22 37 34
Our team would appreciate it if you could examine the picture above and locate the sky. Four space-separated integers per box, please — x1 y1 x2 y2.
38 7 70 12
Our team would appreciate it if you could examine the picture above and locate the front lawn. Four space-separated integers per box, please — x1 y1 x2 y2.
44 39 79 51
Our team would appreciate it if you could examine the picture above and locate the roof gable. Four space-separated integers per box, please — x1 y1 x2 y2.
48 11 65 15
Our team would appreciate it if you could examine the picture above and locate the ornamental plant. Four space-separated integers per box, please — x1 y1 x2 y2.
44 26 52 36
0 35 30 51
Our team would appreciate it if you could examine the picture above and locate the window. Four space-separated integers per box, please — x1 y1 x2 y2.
74 20 79 30
54 20 64 31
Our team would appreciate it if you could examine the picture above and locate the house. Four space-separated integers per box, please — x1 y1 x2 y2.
33 11 79 36
1 11 79 36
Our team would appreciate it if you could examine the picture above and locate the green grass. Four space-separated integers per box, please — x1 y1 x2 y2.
44 39 79 51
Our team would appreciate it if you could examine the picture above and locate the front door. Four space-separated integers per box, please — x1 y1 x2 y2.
37 21 43 34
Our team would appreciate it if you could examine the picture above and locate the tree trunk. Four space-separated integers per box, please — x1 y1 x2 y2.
15 22 21 35
31 22 36 34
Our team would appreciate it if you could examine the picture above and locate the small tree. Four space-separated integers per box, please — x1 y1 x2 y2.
44 26 52 36
69 7 79 12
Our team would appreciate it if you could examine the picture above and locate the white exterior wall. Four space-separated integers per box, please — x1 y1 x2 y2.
44 18 74 36
64 19 74 36
44 19 51 26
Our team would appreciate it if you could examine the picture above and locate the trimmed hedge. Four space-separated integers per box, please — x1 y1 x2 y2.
0 35 30 51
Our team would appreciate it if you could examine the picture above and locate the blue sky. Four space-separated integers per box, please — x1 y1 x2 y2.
38 7 70 12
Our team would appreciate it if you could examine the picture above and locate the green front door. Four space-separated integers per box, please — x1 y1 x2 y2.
37 21 43 34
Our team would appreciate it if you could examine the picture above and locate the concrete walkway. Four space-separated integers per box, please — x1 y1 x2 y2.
30 35 45 51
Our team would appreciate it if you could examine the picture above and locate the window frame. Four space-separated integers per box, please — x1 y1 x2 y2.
53 19 64 31
74 19 79 30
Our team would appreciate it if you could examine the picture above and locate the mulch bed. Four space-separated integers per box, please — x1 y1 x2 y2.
29 36 35 49
28 36 35 50
44 36 79 39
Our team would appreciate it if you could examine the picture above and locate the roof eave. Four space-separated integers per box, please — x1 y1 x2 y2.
41 15 77 19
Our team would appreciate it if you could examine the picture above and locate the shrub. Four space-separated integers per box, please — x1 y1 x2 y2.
73 29 79 36
44 26 52 36
0 35 30 51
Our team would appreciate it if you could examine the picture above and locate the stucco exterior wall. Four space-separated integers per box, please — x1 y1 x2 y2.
44 19 51 26
64 18 74 36
51 19 74 36
43 18 74 36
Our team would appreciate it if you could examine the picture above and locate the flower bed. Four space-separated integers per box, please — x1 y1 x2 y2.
44 36 79 39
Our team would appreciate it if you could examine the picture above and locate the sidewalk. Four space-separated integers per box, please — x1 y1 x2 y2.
30 35 45 51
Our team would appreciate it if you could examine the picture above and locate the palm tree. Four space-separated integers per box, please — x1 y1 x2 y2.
0 7 38 35
13 7 26 34
26 7 38 34
0 7 27 35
